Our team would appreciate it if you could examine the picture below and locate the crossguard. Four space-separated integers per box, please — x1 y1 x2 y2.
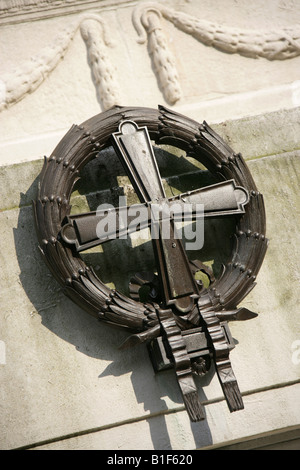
61 179 249 251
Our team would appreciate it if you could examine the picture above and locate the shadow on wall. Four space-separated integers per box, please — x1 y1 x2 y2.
13 155 216 449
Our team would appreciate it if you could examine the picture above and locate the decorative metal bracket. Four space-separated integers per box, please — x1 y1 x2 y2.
33 105 268 422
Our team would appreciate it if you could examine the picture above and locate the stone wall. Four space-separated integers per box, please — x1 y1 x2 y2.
1 0 300 450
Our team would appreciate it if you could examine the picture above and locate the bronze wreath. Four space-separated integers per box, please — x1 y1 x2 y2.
33 105 268 421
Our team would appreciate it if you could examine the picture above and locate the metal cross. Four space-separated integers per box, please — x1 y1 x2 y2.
60 120 250 420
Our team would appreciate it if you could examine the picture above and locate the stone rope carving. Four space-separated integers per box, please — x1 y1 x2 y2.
0 14 120 112
132 2 300 103
1 3 300 111
135 7 182 104
80 16 121 110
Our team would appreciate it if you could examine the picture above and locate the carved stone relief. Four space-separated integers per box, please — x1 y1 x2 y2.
134 3 300 60
80 15 121 110
1 2 300 112
132 2 300 104
132 6 182 104
0 13 120 112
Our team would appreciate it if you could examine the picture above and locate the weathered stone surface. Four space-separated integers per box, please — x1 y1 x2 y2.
1 0 300 450
27 385 300 450
0 106 300 449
